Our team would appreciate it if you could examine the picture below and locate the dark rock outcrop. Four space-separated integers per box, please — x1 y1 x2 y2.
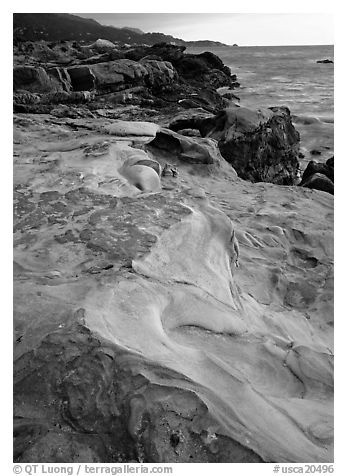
125 44 239 91
13 65 64 93
156 83 227 113
300 157 334 194
301 159 334 184
174 51 239 90
170 105 300 185
13 39 240 115
300 173 334 195
66 65 96 91
125 43 186 64
66 59 178 94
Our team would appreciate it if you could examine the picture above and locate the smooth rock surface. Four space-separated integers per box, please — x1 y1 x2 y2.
13 113 333 463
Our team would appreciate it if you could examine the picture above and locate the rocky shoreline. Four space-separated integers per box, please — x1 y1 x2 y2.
13 39 334 463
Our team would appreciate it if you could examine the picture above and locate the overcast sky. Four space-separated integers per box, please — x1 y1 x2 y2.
75 13 333 46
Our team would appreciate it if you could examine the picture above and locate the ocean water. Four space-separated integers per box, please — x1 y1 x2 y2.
187 45 334 166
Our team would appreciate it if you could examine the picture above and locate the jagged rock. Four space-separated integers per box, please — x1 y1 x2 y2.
13 92 41 105
13 40 239 114
179 105 300 185
13 90 94 115
218 90 240 102
13 65 64 93
125 43 186 63
13 40 81 65
140 59 178 89
124 45 239 91
174 52 239 90
300 173 334 195
202 69 239 89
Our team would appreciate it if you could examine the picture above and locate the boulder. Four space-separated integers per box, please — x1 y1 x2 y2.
88 39 117 53
67 65 96 91
13 66 64 93
173 52 239 90
149 128 224 165
89 59 144 90
300 173 334 195
183 105 300 185
326 156 334 169
300 160 334 184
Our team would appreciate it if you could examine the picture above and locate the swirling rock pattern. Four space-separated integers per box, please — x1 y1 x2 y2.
13 114 333 463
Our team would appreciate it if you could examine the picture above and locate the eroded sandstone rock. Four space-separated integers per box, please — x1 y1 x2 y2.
149 128 224 165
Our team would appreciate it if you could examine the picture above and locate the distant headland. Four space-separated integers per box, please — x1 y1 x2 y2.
13 13 231 47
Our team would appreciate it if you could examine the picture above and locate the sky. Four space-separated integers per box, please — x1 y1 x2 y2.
75 13 334 46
